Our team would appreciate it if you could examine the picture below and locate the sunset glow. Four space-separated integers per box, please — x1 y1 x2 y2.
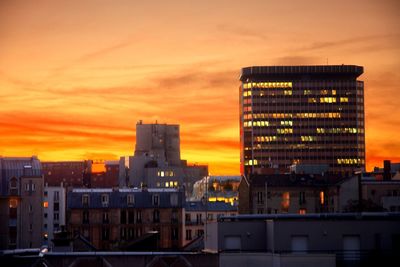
1 1 399 174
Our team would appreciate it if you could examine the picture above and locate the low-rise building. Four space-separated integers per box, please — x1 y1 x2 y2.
183 201 237 248
67 188 185 250
205 213 400 267
239 174 358 214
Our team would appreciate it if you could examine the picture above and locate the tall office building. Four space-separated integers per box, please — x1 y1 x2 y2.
240 65 365 175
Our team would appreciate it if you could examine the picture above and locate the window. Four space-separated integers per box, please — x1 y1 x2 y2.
54 202 59 211
343 235 360 260
171 227 178 240
120 210 126 224
136 210 142 223
102 228 109 240
152 194 159 206
153 210 160 223
44 191 48 197
31 183 36 191
171 209 178 223
299 192 306 205
320 191 325 205
185 214 191 223
186 229 192 240
281 192 290 212
127 194 134 205
224 236 241 251
299 209 306 215
257 208 264 214
101 194 109 207
170 193 178 206
82 194 89 206
43 201 49 208
257 191 264 204
25 183 30 192
291 235 308 254
54 213 59 221
54 191 59 201
83 211 89 224
29 204 33 212
196 213 202 224
207 213 214 221
128 211 135 224
103 212 109 223
44 213 48 218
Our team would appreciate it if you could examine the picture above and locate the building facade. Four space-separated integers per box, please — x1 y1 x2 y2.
183 201 238 247
43 183 66 248
120 121 208 198
238 173 358 215
67 188 185 250
42 161 91 187
205 213 400 266
0 156 44 249
240 65 365 175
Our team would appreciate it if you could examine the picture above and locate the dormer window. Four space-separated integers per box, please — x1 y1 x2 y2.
101 194 109 207
127 194 134 206
82 194 89 206
170 193 178 207
152 194 160 206
9 177 18 195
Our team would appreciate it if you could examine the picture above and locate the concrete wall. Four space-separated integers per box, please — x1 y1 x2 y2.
218 221 267 251
220 252 335 267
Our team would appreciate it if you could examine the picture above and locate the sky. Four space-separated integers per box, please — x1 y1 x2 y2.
0 0 399 174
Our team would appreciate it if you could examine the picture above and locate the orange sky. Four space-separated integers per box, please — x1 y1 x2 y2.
0 0 399 174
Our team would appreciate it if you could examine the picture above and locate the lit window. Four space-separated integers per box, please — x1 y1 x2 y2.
282 192 290 212
340 97 349 103
320 191 325 205
304 90 312 95
43 201 49 208
332 90 336 95
299 209 306 215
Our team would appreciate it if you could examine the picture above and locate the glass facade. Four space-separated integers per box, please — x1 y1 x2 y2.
240 65 365 175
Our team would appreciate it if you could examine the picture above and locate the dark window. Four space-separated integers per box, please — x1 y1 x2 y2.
120 210 126 224
171 227 179 240
128 211 135 224
83 211 89 224
299 192 306 205
153 210 160 223
54 203 59 211
136 210 142 223
153 194 160 206
185 214 191 222
103 212 109 223
186 229 192 240
102 228 109 240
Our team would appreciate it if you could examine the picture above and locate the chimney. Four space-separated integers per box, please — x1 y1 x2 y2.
383 160 391 181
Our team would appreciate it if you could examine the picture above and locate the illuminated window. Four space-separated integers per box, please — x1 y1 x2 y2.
280 121 293 126
332 90 336 95
282 192 290 212
43 201 49 208
304 90 312 95
9 199 18 208
320 89 329 95
340 97 349 103
308 98 317 103
320 191 325 205
277 128 293 134
299 209 306 215
165 182 169 187
284 90 292 95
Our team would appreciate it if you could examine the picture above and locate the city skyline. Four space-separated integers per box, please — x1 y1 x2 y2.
1 1 399 175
